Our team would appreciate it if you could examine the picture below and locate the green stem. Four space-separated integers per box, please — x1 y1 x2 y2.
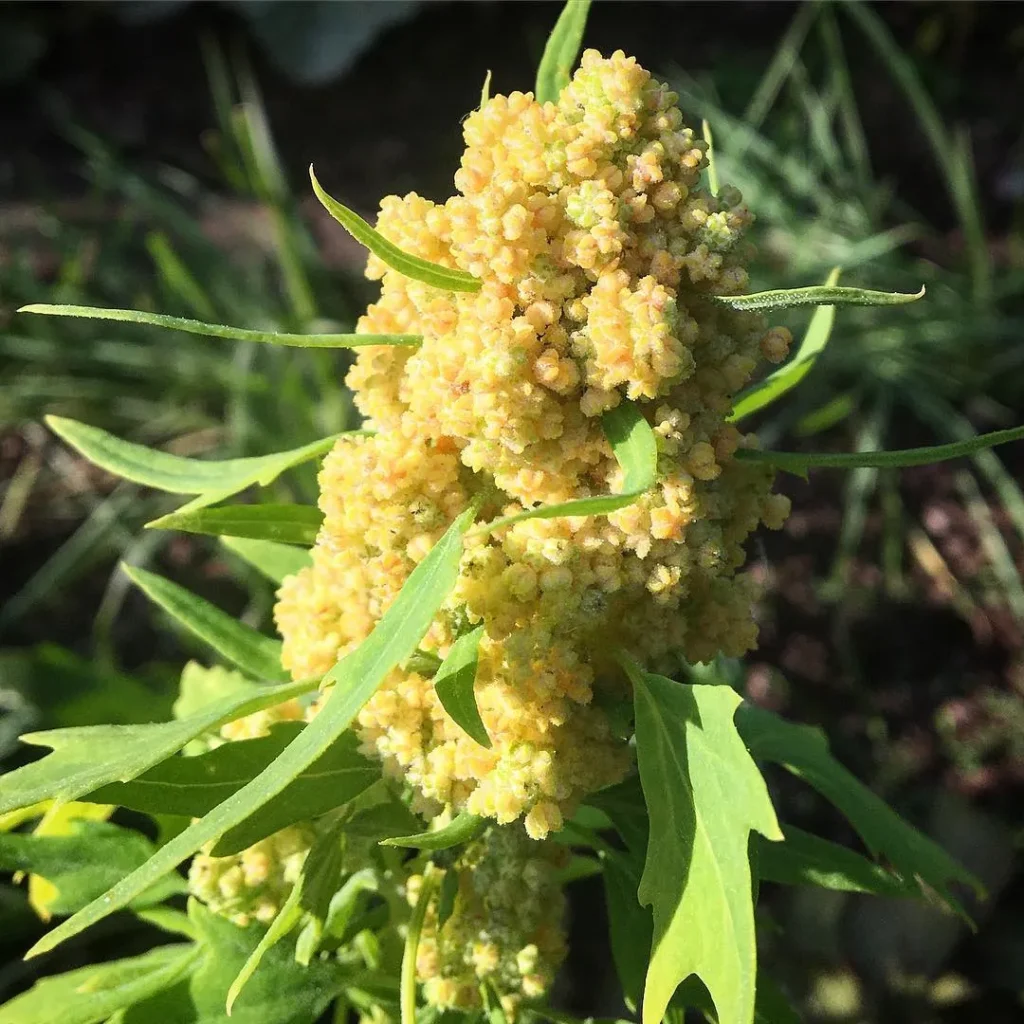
401 865 439 1024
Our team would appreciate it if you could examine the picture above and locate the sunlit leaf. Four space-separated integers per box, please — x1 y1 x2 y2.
26 507 475 958
19 303 420 348
628 660 782 1024
535 0 591 103
124 565 286 680
221 537 312 584
148 503 323 546
713 282 924 312
380 811 487 851
433 626 490 748
309 168 481 293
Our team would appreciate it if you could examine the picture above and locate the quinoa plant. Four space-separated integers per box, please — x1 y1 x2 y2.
3 5 1022 1023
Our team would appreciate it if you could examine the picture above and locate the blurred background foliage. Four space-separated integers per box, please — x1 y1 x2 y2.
1 1 1024 1021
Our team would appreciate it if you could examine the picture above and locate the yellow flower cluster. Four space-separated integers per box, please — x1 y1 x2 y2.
275 51 790 840
408 826 567 1015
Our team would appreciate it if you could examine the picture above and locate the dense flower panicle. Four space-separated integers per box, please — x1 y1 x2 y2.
409 826 567 1014
275 51 791 850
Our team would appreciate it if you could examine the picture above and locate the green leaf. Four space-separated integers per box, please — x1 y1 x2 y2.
46 415 343 497
737 423 1024 473
535 0 591 103
26 507 475 958
124 565 286 680
602 849 652 1010
712 282 924 312
380 811 487 850
433 626 491 748
737 705 982 915
309 168 481 293
18 304 421 348
293 821 348 965
148 503 323 546
0 945 201 1024
756 825 918 898
729 268 841 423
221 538 312 584
0 820 185 917
0 677 315 816
86 724 379 854
475 399 657 533
628 661 782 1024
401 867 439 1024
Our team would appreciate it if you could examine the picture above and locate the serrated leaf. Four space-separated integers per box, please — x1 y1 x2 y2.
221 537 312 584
535 0 591 103
713 282 924 312
628 662 782 1024
148 503 323 546
309 168 481 293
85 723 378 852
124 565 285 680
729 268 841 423
476 399 657 533
19 303 420 348
0 944 201 1024
737 424 1024 474
0 820 185 918
756 825 917 898
380 811 487 850
737 705 982 915
0 677 315 817
26 507 474 958
433 626 490 748
45 415 344 498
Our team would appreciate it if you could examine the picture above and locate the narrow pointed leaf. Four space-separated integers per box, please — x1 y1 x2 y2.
18 304 420 348
737 705 982 915
476 399 657 533
221 537 312 584
46 415 343 496
148 503 323 546
380 811 487 850
0 677 315 816
26 506 474 958
124 565 286 680
628 661 782 1024
309 168 481 293
729 268 841 423
713 282 924 312
433 626 490 748
737 423 1024 473
535 0 591 103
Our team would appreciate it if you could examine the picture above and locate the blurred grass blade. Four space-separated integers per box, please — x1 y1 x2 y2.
221 537 312 584
20 304 420 348
309 167 481 293
795 393 856 437
535 0 591 103
738 423 1024 472
433 626 490 748
146 232 218 320
475 399 658 533
380 812 487 850
148 503 323 545
714 282 923 312
124 565 287 680
46 415 342 496
729 268 841 423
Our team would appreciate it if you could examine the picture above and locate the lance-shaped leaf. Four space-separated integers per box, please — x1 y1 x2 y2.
0 676 315 816
26 506 475 958
124 565 286 680
85 724 379 854
628 662 782 1024
221 537 313 584
737 705 982 915
476 399 657 533
737 423 1024 474
0 944 201 1024
19 303 421 348
433 626 491 748
148 502 323 546
535 0 591 103
380 811 487 851
712 282 924 312
729 268 841 423
46 415 345 497
309 168 481 293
